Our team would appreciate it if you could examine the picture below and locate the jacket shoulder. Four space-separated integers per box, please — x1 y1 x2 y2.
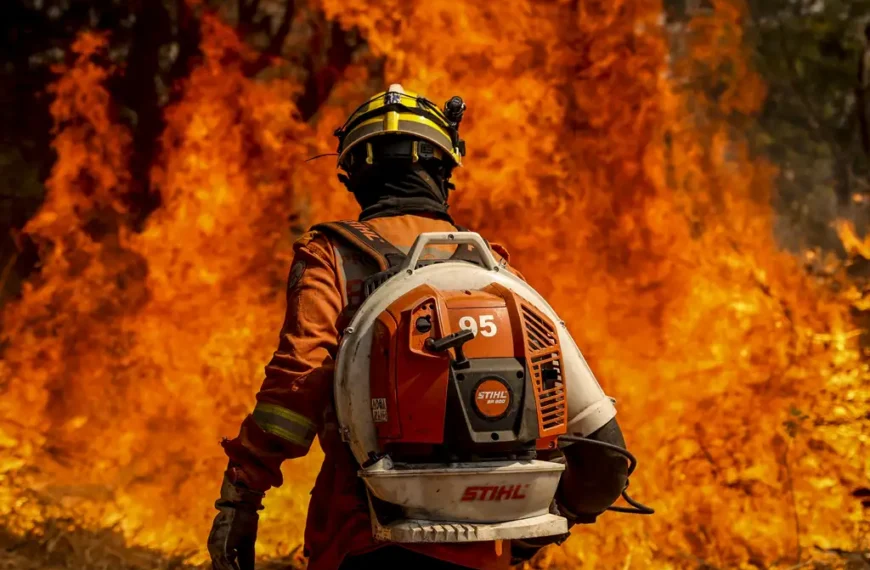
488 241 511 264
292 229 336 267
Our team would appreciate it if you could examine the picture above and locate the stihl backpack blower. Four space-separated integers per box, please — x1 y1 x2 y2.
325 227 651 544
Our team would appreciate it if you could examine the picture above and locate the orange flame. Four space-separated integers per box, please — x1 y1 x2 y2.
1 1 867 568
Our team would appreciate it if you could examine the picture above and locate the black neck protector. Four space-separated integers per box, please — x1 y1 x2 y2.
344 161 454 223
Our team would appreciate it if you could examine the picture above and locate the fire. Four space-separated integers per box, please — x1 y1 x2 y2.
1 1 867 569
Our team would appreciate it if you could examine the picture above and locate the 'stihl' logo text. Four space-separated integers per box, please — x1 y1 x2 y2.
460 484 529 502
477 390 508 405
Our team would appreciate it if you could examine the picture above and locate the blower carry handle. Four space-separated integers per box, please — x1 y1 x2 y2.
399 232 500 273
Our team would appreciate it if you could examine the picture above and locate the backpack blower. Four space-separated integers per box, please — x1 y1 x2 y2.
332 231 652 543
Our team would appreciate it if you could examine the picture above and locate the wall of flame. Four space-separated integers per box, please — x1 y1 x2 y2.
0 0 867 568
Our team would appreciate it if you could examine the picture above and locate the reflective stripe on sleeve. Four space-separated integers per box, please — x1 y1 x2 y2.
252 402 317 447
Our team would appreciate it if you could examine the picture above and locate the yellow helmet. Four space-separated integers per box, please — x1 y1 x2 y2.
334 84 466 171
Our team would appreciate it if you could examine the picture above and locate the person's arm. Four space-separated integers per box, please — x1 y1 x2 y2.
221 232 343 492
209 232 343 570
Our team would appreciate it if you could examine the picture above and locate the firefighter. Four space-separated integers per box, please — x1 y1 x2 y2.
207 85 630 570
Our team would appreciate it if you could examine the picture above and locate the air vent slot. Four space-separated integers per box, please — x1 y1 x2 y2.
520 305 567 435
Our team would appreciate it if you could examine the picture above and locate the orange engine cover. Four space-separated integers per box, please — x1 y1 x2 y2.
368 283 568 456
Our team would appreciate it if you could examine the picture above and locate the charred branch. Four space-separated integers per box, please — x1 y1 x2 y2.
117 2 174 227
296 20 357 121
113 1 203 229
168 0 203 88
238 0 262 28
266 2 294 61
859 36 870 159
237 3 361 122
244 0 296 77
858 95 870 161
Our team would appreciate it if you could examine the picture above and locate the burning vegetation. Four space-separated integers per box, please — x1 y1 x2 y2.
0 0 868 569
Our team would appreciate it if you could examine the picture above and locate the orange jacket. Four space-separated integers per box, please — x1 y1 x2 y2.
222 214 515 570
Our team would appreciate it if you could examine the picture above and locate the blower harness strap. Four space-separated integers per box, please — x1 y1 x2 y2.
311 220 405 272
311 220 489 300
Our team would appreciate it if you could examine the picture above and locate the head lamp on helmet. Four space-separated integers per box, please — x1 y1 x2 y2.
333 84 467 173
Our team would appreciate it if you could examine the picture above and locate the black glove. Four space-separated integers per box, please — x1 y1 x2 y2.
207 473 264 570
